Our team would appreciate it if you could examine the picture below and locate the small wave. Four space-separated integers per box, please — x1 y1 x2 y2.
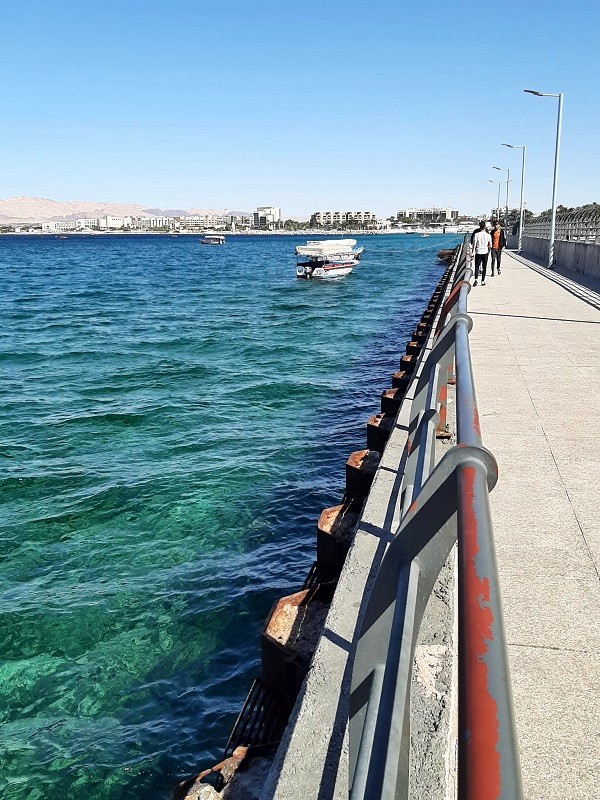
0 351 48 364
52 410 148 428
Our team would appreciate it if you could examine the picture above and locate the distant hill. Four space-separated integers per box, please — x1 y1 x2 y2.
188 207 229 216
0 196 248 224
0 196 150 223
142 208 190 218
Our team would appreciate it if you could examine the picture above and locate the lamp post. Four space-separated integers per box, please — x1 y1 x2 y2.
503 144 527 253
487 179 501 221
493 166 510 231
524 89 564 268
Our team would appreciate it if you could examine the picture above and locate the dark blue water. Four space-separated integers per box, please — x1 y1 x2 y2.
0 233 459 799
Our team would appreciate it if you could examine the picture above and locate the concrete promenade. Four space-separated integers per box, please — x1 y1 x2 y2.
467 250 600 799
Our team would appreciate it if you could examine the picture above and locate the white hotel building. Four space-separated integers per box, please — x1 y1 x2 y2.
253 206 281 229
177 214 228 229
310 211 377 227
41 220 78 232
396 207 459 223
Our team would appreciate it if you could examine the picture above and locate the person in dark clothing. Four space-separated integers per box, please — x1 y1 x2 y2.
470 219 493 245
490 221 506 276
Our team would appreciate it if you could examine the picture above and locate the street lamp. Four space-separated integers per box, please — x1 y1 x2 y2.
493 166 510 231
487 179 501 221
503 144 527 253
524 89 564 268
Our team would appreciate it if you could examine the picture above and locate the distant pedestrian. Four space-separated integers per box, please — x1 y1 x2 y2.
490 220 506 276
471 220 492 286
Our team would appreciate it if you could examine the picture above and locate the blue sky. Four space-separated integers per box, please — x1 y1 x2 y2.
2 0 598 217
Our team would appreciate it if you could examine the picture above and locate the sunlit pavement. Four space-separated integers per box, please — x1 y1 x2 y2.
468 250 600 800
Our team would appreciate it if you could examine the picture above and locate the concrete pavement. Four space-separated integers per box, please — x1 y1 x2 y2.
467 250 600 799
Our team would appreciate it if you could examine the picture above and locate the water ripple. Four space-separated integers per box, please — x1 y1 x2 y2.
0 232 460 799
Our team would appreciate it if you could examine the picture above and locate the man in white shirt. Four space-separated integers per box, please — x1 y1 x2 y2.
471 220 492 286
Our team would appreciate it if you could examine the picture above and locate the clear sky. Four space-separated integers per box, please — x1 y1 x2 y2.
2 0 599 218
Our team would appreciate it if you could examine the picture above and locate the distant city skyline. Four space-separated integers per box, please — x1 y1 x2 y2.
0 196 467 225
2 2 598 217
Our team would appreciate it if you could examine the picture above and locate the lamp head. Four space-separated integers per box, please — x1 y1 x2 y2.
493 166 502 171
524 89 544 96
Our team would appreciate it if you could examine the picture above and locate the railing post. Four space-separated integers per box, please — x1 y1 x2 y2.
436 382 450 439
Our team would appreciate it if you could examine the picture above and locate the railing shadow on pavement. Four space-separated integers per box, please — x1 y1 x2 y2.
349 237 523 800
509 250 600 313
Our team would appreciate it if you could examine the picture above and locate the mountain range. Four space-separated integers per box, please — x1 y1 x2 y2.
0 196 244 224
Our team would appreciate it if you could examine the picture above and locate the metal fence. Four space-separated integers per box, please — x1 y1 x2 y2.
523 208 600 242
348 239 522 799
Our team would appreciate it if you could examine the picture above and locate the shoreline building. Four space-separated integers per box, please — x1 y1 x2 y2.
395 207 459 223
253 206 281 229
310 211 377 227
76 218 99 230
40 211 254 233
41 220 77 232
178 212 229 230
133 216 172 229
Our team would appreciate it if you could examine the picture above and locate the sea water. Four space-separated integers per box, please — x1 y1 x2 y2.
0 233 460 799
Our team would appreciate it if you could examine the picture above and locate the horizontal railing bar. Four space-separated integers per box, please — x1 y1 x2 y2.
457 462 522 799
455 317 481 448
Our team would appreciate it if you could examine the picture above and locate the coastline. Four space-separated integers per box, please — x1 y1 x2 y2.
0 227 470 237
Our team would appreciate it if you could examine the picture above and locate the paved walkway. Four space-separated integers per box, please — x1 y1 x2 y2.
467 251 600 799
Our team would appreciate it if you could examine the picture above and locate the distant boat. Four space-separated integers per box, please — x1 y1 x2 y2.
295 239 363 280
200 234 225 245
59 235 69 239
422 234 430 238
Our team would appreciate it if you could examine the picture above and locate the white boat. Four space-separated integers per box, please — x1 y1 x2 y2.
295 239 363 280
200 233 225 245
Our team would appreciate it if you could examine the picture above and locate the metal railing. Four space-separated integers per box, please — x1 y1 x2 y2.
349 238 522 799
523 208 600 242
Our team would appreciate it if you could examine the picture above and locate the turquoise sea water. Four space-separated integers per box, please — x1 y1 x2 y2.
0 233 460 799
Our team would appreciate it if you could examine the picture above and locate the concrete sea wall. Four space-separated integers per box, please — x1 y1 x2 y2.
508 234 600 278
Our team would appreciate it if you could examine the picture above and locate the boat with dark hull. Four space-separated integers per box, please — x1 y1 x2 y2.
295 239 363 280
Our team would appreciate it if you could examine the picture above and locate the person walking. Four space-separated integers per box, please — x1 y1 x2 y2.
471 220 492 286
490 220 506 276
